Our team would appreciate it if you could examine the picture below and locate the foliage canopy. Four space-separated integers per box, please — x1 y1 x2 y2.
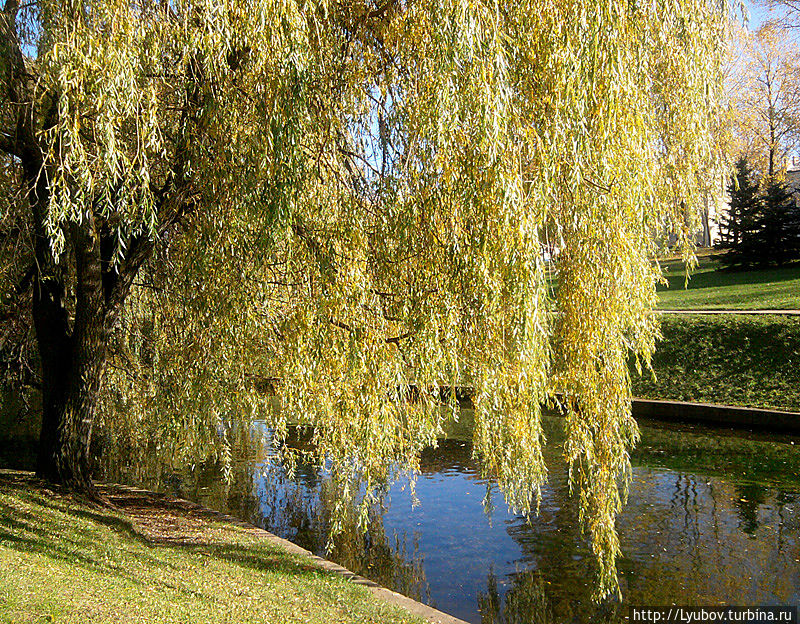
1 0 730 598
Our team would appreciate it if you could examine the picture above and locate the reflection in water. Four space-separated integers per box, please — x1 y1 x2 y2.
478 568 556 624
733 483 769 535
252 459 431 604
99 416 800 624
485 469 800 623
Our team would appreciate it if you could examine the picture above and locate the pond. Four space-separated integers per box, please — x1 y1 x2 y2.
100 412 800 623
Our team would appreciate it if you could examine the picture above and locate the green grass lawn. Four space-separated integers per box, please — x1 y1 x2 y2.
0 471 424 624
656 254 800 310
632 315 800 411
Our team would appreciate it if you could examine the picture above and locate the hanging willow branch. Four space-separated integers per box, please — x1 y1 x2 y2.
0 0 731 598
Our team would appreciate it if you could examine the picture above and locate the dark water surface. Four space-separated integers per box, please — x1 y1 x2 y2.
98 414 800 622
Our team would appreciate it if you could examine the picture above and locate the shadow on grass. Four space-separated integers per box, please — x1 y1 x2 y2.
658 262 800 294
0 471 328 601
0 482 173 583
177 541 321 575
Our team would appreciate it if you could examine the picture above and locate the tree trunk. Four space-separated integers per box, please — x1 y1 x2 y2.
701 196 712 247
33 206 113 496
5 15 157 495
35 314 109 495
34 300 73 483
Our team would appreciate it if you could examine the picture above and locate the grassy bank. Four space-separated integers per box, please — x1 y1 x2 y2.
656 255 800 310
632 315 800 412
0 471 423 624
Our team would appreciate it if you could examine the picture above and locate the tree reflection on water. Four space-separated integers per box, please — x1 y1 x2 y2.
252 457 431 604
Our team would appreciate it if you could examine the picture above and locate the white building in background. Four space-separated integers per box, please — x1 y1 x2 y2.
698 176 728 247
784 157 800 205
679 171 728 249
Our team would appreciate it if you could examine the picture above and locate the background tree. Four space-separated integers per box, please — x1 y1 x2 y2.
758 176 800 264
727 22 800 177
755 0 800 29
719 156 800 268
719 155 762 250
0 0 730 598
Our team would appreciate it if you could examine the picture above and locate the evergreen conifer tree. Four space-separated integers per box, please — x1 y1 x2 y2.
759 178 800 265
720 156 762 268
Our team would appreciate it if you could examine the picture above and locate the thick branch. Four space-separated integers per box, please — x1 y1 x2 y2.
103 233 154 323
1 0 38 160
95 51 207 323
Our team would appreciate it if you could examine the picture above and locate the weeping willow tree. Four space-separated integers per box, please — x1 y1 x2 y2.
1 0 729 598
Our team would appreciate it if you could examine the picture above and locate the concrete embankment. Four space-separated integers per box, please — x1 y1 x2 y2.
447 387 800 435
630 398 800 435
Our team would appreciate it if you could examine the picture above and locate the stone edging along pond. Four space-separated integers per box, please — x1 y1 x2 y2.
630 398 800 435
104 481 469 624
449 388 800 435
512 393 800 435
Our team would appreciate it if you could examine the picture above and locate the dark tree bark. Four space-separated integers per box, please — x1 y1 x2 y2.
31 199 156 494
25 153 115 493
35 229 112 493
2 0 195 494
4 83 148 495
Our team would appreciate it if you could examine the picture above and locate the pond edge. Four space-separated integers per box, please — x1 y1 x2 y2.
101 479 470 624
630 398 800 434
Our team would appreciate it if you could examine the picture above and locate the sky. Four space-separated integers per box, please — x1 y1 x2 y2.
744 0 798 31
746 1 772 29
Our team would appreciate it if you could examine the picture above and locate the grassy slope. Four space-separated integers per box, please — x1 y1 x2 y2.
656 255 800 310
0 472 423 624
632 315 800 412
